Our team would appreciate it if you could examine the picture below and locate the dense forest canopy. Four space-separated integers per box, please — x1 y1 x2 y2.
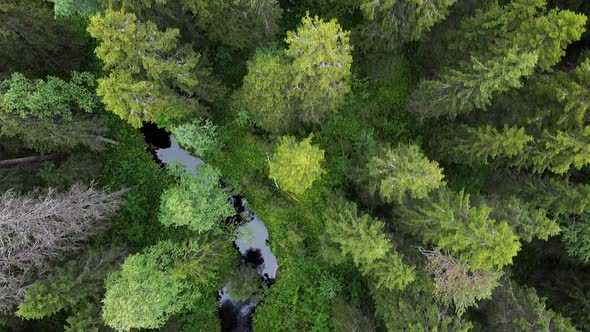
1 0 590 331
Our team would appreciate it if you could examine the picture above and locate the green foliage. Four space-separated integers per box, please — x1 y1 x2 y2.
0 72 97 119
182 0 281 48
331 295 375 332
515 175 590 215
269 135 326 195
0 72 105 153
360 0 454 50
253 258 336 331
285 13 353 124
433 125 533 166
368 144 445 203
399 188 521 270
88 10 217 128
102 238 229 331
171 118 222 156
325 201 415 290
485 195 560 243
159 165 234 233
410 49 538 119
371 277 473 332
241 48 294 133
530 126 590 174
49 0 102 18
224 265 263 302
562 218 590 263
17 246 125 320
0 1 89 77
482 280 577 332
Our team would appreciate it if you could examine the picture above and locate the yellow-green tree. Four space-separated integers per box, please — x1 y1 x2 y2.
269 135 326 195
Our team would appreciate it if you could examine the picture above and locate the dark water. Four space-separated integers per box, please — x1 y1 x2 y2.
141 122 279 332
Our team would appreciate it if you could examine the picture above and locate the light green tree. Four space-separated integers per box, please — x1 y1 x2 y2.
410 50 538 119
49 0 102 18
171 118 222 156
360 0 455 50
102 238 228 331
530 126 590 174
432 125 533 166
241 48 294 133
368 144 445 203
285 13 353 124
325 201 415 291
269 135 326 195
88 10 218 128
399 188 521 271
159 165 234 233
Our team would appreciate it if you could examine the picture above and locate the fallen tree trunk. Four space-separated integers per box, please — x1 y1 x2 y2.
0 153 60 167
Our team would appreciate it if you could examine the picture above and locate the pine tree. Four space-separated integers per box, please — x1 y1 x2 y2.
398 188 521 271
87 10 220 128
241 48 294 133
325 201 415 291
368 144 445 203
410 49 538 119
360 0 455 50
432 124 533 166
562 216 590 264
268 135 326 195
285 13 353 124
529 126 590 174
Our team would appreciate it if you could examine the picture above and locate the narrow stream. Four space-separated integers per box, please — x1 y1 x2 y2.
140 123 279 332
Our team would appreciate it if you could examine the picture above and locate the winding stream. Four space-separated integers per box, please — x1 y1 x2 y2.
141 123 279 332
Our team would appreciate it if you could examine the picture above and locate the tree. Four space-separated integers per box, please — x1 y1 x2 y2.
410 49 538 119
325 201 415 291
171 118 222 156
49 0 102 18
368 144 445 203
16 246 126 320
223 265 263 302
0 1 88 76
360 0 455 50
484 195 560 243
420 248 502 317
87 10 219 128
529 126 590 175
371 277 473 332
241 48 294 133
0 72 108 153
481 279 577 332
268 135 326 195
432 125 533 166
0 185 126 313
285 13 353 124
331 295 376 332
398 188 521 271
102 237 229 331
562 216 590 264
181 0 282 48
158 165 234 233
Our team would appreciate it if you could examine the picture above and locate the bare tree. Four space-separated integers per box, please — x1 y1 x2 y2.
0 184 129 312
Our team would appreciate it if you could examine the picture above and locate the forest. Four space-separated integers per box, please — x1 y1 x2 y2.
1 0 590 331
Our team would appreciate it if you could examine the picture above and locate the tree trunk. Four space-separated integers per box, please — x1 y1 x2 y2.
0 153 60 167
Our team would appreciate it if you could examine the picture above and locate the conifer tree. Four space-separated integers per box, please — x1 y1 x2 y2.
368 144 445 203
562 217 590 264
325 201 415 291
88 10 219 128
268 135 326 195
398 188 521 271
285 14 353 124
360 0 455 50
241 48 294 133
432 124 533 166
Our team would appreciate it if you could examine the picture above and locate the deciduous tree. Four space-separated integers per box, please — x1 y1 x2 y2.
269 135 326 195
